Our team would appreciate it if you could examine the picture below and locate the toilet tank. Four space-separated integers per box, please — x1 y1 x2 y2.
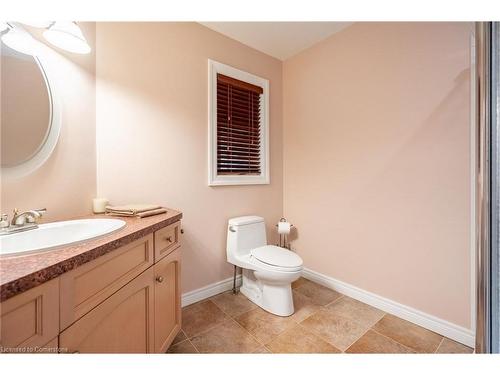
226 216 267 266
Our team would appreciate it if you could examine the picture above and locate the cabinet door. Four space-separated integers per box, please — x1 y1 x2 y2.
0 278 59 351
60 234 154 330
154 248 181 353
59 268 155 353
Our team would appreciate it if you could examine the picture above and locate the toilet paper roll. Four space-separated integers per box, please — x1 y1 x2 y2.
277 221 291 235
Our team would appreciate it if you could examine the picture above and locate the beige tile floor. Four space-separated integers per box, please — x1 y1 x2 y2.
167 278 474 354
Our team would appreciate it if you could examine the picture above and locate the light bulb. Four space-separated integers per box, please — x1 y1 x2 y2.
43 21 91 54
1 27 40 55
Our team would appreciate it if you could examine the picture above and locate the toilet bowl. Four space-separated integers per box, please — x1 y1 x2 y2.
226 216 303 316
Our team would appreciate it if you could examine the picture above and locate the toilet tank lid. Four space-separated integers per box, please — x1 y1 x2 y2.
228 216 264 226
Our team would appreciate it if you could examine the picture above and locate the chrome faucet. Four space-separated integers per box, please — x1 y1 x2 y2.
0 208 47 235
11 208 47 226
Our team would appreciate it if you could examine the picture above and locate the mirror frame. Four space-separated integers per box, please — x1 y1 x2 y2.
1 53 62 180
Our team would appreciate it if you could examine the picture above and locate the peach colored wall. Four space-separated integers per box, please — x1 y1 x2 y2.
95 23 283 293
1 23 96 221
283 23 472 328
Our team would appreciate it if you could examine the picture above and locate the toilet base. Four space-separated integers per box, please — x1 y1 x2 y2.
239 268 300 317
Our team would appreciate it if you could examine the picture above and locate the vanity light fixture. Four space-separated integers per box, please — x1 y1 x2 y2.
1 25 41 56
43 21 91 54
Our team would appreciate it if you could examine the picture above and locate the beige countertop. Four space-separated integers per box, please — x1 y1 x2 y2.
0 209 182 302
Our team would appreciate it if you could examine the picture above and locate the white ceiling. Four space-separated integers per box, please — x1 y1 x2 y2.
199 22 352 61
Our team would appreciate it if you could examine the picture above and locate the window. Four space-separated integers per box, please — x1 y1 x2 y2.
208 60 269 185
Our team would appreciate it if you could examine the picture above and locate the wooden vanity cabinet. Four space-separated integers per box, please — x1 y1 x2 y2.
1 219 182 354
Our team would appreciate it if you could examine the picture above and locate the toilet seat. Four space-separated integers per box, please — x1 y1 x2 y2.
250 245 303 272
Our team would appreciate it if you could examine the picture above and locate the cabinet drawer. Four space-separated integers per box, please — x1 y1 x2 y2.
0 278 59 350
60 234 154 330
60 267 155 353
154 221 180 261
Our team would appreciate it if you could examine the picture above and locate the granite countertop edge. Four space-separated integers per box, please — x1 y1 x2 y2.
0 211 182 302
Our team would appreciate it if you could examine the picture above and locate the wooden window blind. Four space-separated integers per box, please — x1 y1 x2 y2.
216 73 263 175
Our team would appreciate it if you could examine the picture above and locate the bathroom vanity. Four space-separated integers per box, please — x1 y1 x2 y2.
0 210 182 353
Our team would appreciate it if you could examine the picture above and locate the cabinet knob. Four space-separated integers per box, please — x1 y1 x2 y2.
165 236 173 243
156 276 164 283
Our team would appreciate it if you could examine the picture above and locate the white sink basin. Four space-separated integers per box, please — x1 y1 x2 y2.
0 218 126 257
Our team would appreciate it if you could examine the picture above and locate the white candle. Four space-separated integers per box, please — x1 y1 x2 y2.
93 198 109 214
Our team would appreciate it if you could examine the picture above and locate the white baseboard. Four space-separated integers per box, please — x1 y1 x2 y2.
302 268 475 347
182 275 242 307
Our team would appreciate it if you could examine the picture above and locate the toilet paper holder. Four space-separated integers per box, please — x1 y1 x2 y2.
276 217 293 249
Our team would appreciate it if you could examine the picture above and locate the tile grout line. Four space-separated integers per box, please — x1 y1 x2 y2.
324 294 345 307
183 301 233 345
185 319 228 341
291 287 345 325
209 293 268 352
167 333 200 354
290 288 343 324
167 329 189 352
232 318 266 351
209 293 259 320
209 292 266 350
291 308 321 324
293 280 345 307
324 296 439 354
340 313 387 353
169 338 188 348
370 317 444 354
290 298 323 324
369 326 423 354
228 309 273 349
290 323 343 353
434 337 445 354
296 294 386 353
187 320 226 353
360 327 417 354
260 321 303 352
188 338 200 353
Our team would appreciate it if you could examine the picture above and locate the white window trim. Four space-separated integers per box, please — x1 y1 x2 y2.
208 59 270 186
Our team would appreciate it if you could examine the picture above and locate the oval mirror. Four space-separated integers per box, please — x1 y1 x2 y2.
1 42 61 179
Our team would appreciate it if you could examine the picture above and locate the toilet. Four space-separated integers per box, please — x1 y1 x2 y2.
226 216 303 316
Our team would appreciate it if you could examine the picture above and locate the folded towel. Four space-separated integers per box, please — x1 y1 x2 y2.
105 204 167 218
135 208 168 218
